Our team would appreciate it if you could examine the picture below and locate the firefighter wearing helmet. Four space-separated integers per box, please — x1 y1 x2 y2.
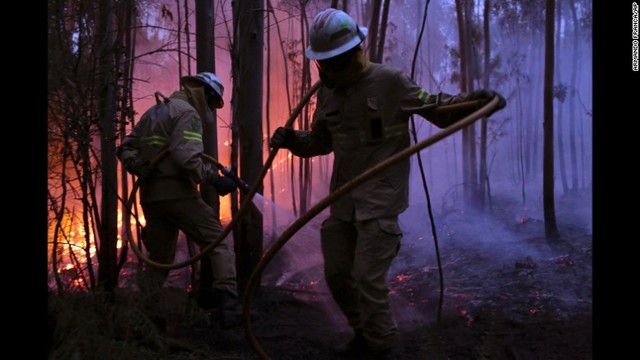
269 8 506 359
117 72 247 329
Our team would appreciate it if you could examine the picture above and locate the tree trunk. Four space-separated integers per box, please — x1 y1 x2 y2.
375 0 390 63
298 4 312 214
233 0 264 297
531 35 543 182
478 0 490 210
194 0 220 301
116 0 137 276
265 4 277 241
367 0 382 61
568 0 580 192
97 0 119 294
543 0 560 240
455 0 477 207
555 0 569 196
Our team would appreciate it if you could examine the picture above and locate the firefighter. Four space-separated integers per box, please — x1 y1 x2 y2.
269 8 506 360
117 72 243 328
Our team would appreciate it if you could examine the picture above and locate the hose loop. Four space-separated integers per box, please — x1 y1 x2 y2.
242 96 502 360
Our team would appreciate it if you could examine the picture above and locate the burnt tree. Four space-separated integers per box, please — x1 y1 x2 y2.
543 0 560 240
232 0 264 296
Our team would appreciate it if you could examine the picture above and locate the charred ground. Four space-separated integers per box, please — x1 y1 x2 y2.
48 190 592 359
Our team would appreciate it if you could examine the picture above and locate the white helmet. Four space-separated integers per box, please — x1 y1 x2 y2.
180 72 224 98
305 8 368 60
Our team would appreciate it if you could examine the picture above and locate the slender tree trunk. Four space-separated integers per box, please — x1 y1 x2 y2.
555 0 569 196
479 0 490 209
184 0 192 75
543 0 560 240
234 0 264 296
531 35 543 181
176 0 182 78
375 0 390 63
266 0 293 220
97 0 119 294
524 35 538 182
516 75 526 204
368 0 382 61
116 0 137 275
265 5 276 240
568 0 580 191
298 3 312 214
455 0 476 207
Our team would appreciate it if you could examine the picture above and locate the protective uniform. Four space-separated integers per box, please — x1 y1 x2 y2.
283 62 484 352
270 9 505 357
118 84 238 299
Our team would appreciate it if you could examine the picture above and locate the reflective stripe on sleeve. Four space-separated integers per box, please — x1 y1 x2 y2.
418 89 432 103
143 135 169 147
183 130 203 142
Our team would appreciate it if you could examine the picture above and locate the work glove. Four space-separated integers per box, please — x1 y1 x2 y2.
128 159 153 180
209 173 238 196
470 89 507 116
269 127 295 149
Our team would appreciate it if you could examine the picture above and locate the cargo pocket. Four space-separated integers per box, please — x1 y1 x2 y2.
377 217 402 257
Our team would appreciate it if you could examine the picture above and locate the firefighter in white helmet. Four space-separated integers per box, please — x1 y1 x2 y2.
270 8 506 359
117 72 245 329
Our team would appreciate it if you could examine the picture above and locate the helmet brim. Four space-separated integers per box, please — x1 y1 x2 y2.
180 75 224 99
180 76 204 89
305 26 368 60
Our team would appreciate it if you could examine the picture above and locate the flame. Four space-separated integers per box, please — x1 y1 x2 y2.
49 205 147 289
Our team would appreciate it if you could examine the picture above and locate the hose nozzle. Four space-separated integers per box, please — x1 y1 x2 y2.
216 163 251 194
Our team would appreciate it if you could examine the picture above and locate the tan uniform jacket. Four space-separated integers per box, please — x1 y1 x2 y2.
288 63 477 221
118 91 214 203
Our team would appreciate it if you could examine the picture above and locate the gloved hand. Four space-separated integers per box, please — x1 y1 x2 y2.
269 127 295 149
209 174 238 196
128 159 153 180
470 89 506 115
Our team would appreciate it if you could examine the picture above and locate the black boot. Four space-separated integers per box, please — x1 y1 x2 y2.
193 287 221 311
218 292 245 329
337 329 368 358
367 347 395 360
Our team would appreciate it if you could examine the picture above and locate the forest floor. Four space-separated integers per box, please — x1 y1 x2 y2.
48 189 592 360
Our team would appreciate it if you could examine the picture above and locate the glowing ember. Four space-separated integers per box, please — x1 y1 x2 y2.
395 274 411 282
553 256 576 267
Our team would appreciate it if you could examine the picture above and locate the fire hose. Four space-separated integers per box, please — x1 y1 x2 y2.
123 82 498 360
242 96 501 360
124 80 323 271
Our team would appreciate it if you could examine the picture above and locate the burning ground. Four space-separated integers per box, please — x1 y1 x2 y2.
48 190 592 359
